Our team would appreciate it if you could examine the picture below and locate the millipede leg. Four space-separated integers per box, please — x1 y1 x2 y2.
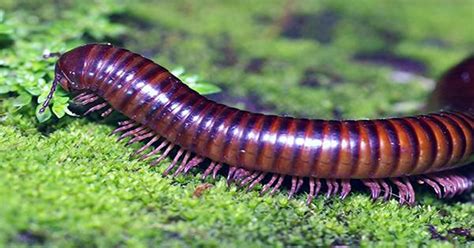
212 163 222 179
117 126 146 142
83 102 108 115
307 178 316 205
126 130 153 146
140 140 168 160
183 156 204 174
75 95 99 105
445 175 460 198
451 174 467 196
73 93 96 104
101 107 113 117
378 179 391 201
325 180 333 198
226 167 237 185
332 179 340 196
172 151 192 177
325 179 339 197
72 92 89 101
390 178 408 205
450 174 467 195
247 172 267 192
132 136 159 157
315 179 321 197
234 168 251 183
443 175 457 198
261 174 278 195
362 179 381 200
443 176 457 198
269 175 285 195
459 173 473 194
402 177 415 205
373 180 382 200
111 121 136 135
127 128 149 141
295 177 304 195
428 174 453 198
417 177 442 198
202 162 216 180
240 171 260 187
118 120 134 126
150 144 175 166
163 149 187 176
288 176 298 199
340 179 351 199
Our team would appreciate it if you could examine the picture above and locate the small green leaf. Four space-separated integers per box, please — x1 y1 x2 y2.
24 85 42 96
54 96 70 104
12 93 32 107
189 83 221 95
184 75 199 84
0 85 11 94
37 88 50 104
36 104 52 123
0 24 13 35
171 67 185 76
52 102 66 118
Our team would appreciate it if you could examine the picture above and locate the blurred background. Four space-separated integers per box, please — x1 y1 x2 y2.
3 0 474 119
0 0 473 247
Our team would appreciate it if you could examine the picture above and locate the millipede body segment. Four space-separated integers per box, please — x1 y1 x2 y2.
41 44 474 205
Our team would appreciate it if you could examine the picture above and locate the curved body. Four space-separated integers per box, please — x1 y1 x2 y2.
52 44 474 180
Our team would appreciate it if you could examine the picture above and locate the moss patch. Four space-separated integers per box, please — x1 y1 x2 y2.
1 0 473 246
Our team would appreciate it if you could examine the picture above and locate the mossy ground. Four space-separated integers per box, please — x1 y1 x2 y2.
0 0 473 247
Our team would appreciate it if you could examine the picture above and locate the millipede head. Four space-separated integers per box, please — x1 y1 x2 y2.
40 44 99 113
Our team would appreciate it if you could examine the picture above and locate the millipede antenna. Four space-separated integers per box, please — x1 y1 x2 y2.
39 50 62 113
39 78 58 113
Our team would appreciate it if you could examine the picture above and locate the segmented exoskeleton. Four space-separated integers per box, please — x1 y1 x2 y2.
41 44 474 205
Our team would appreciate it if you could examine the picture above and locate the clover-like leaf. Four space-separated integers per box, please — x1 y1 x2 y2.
12 92 32 107
37 87 51 104
0 85 12 94
189 83 221 95
52 102 67 118
171 67 185 76
36 104 52 123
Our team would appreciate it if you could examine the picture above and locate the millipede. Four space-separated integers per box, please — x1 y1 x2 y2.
40 43 474 205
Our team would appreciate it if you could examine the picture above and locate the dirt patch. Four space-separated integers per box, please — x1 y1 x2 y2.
353 51 427 75
280 10 340 44
375 28 402 47
448 227 473 240
245 58 267 74
428 225 448 241
428 225 473 241
108 13 172 56
193 183 213 198
14 230 46 245
422 38 450 48
211 34 239 67
110 13 153 31
299 67 344 88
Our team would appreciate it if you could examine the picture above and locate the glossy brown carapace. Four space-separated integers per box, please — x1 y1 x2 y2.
41 44 474 205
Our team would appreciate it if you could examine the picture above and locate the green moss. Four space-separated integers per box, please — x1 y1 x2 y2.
1 121 473 247
1 0 473 247
121 0 474 119
1 120 473 246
